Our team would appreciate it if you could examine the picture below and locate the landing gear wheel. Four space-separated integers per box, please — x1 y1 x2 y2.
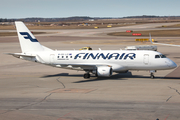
150 70 156 79
84 73 90 79
150 73 155 79
151 75 155 79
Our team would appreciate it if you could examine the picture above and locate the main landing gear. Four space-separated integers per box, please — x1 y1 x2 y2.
150 70 156 79
84 72 90 79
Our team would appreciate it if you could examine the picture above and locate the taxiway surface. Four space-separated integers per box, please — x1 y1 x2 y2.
0 23 180 120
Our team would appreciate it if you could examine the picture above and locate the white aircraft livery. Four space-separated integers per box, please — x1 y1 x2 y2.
8 21 177 79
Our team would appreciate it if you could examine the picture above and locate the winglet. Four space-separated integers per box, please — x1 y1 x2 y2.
149 33 153 44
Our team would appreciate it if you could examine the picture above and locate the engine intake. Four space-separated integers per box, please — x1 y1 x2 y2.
96 66 112 77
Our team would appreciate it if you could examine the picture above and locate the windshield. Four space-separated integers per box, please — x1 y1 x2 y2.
160 54 166 58
155 54 166 59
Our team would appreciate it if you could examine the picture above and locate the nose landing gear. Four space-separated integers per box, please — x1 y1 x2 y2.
150 70 156 79
150 73 155 79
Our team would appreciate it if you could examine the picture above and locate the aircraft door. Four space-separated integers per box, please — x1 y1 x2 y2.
50 54 55 64
143 54 149 65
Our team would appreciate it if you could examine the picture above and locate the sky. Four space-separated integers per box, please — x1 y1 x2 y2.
1 0 180 18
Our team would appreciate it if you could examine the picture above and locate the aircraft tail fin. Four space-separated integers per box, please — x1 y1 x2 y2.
15 21 52 53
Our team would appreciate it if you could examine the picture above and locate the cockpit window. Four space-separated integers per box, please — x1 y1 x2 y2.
160 54 166 58
155 55 160 58
155 54 166 58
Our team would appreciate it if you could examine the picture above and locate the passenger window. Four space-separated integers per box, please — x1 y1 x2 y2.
155 55 160 58
66 56 68 58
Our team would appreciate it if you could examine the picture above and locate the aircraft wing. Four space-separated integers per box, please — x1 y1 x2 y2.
55 63 111 71
149 33 180 47
151 42 180 47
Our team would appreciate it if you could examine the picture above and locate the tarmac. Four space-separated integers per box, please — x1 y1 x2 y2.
0 22 180 120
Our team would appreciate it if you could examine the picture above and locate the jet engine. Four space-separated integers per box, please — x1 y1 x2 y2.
96 66 113 77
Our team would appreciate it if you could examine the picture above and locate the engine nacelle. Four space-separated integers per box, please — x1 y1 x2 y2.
96 66 113 77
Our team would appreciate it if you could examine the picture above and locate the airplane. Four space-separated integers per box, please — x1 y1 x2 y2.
7 21 177 79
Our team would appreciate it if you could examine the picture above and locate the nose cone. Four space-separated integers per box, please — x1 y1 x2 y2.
168 60 177 69
172 61 177 68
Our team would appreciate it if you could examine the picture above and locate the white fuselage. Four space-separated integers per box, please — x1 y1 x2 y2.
25 50 177 72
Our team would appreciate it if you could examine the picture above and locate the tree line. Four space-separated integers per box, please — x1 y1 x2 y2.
1 16 180 22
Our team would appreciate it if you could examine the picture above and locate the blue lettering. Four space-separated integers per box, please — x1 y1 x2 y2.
124 53 136 60
108 53 119 60
97 53 109 59
128 53 136 59
74 53 85 59
87 53 99 59
74 52 136 60
119 53 125 59
83 53 89 59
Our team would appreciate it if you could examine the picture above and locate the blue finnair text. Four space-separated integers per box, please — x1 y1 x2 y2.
74 53 136 60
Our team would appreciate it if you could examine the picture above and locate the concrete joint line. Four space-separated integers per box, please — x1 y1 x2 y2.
166 86 180 102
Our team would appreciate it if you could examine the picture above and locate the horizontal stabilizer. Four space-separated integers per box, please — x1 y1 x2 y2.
5 53 36 58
